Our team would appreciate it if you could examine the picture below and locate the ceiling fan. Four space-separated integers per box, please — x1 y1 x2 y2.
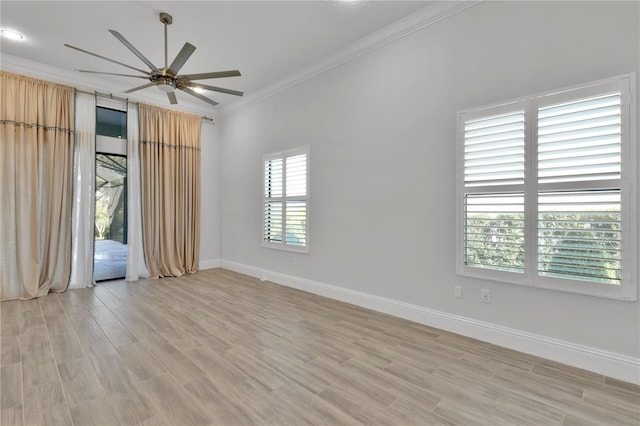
64 12 243 107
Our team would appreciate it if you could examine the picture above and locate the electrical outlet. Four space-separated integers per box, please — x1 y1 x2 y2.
481 289 491 303
454 286 463 298
292 256 298 266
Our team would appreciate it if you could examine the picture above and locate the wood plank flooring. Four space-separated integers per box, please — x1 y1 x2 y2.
1 268 638 425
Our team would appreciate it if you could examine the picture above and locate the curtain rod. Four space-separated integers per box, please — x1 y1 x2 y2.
75 88 214 123
74 88 127 102
95 91 127 102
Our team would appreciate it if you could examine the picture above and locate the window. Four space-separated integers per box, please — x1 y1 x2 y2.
95 100 127 156
96 106 127 138
457 75 637 300
263 146 309 252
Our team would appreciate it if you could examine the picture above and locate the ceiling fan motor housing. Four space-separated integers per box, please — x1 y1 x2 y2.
152 73 176 92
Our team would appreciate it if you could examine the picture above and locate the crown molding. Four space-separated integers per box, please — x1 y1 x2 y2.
219 0 480 117
1 1 479 119
0 53 217 118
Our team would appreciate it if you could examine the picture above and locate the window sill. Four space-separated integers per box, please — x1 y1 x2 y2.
262 241 309 253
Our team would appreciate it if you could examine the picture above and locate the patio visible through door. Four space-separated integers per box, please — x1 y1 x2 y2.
94 153 127 281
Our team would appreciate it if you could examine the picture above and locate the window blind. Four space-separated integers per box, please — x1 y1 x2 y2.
265 158 283 197
264 158 284 243
464 193 525 273
537 92 622 285
264 201 283 242
538 190 621 284
538 93 621 184
286 154 307 197
285 201 307 246
464 111 525 187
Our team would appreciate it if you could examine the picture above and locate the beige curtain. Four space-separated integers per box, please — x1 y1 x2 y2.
0 72 75 300
139 103 200 279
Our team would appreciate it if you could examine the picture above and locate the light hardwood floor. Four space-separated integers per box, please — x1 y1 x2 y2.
1 269 638 425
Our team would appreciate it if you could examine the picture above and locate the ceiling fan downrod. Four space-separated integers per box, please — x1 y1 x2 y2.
159 12 172 71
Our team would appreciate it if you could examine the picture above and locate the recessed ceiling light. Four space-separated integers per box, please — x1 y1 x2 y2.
1 29 25 41
193 87 205 94
336 0 371 10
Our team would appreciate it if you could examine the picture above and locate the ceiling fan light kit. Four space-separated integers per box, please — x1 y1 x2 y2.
155 77 175 93
65 12 243 107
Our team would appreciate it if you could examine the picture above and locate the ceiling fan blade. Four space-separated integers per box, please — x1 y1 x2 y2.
64 44 149 75
109 30 158 72
167 92 178 105
180 71 241 81
123 82 157 94
168 43 196 75
181 87 219 106
185 82 244 97
77 70 149 79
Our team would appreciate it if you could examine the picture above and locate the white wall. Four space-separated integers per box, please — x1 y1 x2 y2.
217 0 640 376
199 121 222 267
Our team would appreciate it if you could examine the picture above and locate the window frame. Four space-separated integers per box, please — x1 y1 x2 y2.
456 74 637 300
262 145 310 253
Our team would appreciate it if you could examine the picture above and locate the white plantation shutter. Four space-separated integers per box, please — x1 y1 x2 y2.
462 108 526 275
538 93 621 184
464 193 525 273
263 147 309 251
458 74 635 299
265 158 283 197
464 111 525 187
536 90 623 285
285 153 307 247
264 158 283 242
286 154 307 196
538 191 621 284
285 201 307 246
264 201 282 242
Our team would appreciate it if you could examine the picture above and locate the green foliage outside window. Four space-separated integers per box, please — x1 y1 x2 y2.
466 212 621 284
465 213 525 273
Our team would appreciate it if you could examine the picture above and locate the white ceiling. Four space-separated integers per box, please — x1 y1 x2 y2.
1 1 435 114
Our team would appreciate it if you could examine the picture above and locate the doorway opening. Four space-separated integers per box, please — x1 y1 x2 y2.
93 102 128 282
94 153 127 281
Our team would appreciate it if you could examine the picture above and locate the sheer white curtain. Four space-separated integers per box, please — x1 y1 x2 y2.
69 91 96 289
126 102 148 280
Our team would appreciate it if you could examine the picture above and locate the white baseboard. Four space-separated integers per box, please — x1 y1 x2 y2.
219 259 640 385
199 258 221 270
